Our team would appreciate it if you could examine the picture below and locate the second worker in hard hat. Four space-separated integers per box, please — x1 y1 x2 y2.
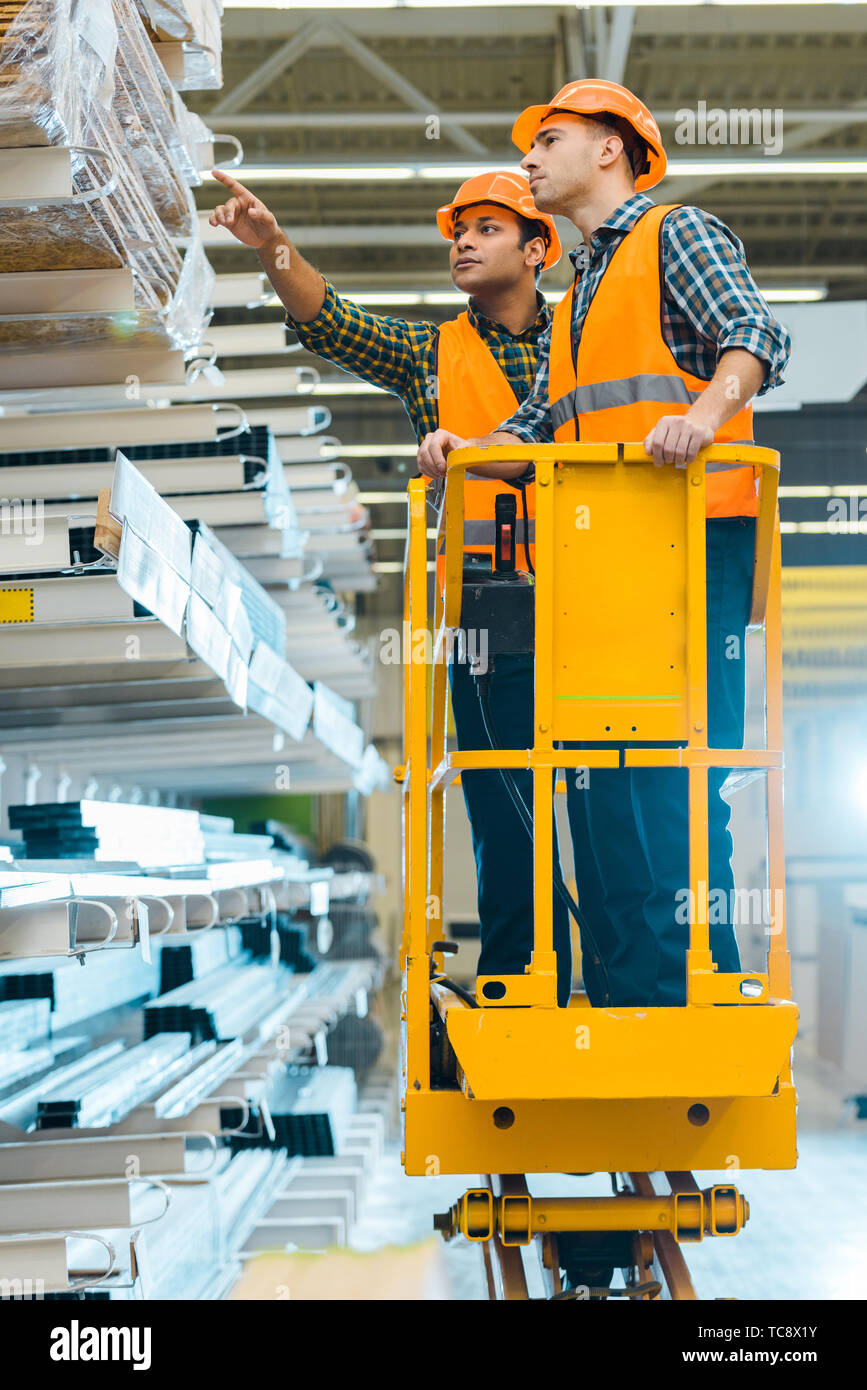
208 167 596 1007
417 81 792 1008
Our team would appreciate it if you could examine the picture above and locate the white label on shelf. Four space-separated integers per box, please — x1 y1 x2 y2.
312 683 364 768
309 880 330 918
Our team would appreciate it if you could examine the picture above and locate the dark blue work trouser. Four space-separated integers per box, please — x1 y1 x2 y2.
448 517 755 1009
565 517 756 1006
450 655 620 1008
449 656 577 1007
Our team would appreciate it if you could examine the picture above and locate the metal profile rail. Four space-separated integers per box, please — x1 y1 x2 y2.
0 1177 170 1235
0 1132 217 1183
151 1041 246 1118
0 405 247 454
0 1232 118 1296
0 897 117 960
34 1036 193 1130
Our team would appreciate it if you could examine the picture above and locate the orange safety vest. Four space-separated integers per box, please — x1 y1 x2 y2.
435 312 536 592
548 203 758 519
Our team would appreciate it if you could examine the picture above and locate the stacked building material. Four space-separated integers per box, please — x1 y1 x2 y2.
143 961 297 1042
157 923 245 993
0 948 161 1029
0 0 217 389
134 0 224 90
230 1066 359 1160
8 800 210 865
34 1034 191 1128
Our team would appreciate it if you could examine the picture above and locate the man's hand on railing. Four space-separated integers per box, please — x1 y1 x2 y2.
417 429 531 479
644 415 715 466
417 429 471 478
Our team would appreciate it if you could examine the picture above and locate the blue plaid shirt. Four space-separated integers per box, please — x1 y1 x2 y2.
499 194 791 442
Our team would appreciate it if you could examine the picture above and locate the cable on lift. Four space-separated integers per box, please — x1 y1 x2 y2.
430 975 480 1009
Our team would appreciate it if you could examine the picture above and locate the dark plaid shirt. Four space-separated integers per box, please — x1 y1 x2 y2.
500 193 792 441
286 281 551 443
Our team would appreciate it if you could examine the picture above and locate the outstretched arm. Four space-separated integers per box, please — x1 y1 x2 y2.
209 169 431 394
209 169 326 322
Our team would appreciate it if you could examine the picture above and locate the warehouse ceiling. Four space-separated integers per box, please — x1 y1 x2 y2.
190 4 867 607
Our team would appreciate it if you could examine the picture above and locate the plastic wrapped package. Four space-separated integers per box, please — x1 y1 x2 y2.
0 193 129 274
81 96 185 288
0 0 208 272
166 35 222 94
163 235 214 351
0 0 218 382
0 5 182 289
112 0 198 235
171 98 212 185
0 308 169 354
170 100 242 187
0 237 212 363
136 0 224 91
134 0 222 43
0 0 113 149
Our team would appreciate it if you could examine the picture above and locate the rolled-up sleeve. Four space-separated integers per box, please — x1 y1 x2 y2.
496 322 555 442
285 279 435 395
662 207 791 394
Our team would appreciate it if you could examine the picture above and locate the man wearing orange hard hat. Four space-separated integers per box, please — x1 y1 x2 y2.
418 80 792 1008
209 165 591 1007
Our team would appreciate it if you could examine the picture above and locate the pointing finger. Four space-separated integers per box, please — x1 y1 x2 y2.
210 169 252 199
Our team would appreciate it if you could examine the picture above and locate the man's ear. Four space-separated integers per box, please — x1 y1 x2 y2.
598 133 626 171
526 236 546 271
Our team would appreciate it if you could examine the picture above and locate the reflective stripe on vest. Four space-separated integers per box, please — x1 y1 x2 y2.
548 202 758 519
551 373 700 432
435 313 537 589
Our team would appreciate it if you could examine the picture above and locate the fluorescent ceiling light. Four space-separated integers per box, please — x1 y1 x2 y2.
419 288 569 305
267 291 423 308
667 160 867 177
778 485 867 499
780 520 867 534
204 166 417 182
208 159 867 184
311 381 387 395
359 491 414 503
280 284 800 310
277 288 565 309
222 2 587 9
344 445 417 457
344 291 423 306
421 291 468 306
761 287 827 302
417 165 517 181
374 560 436 574
371 528 436 540
777 486 832 498
224 2 860 10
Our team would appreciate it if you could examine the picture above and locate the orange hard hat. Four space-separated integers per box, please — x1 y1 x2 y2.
512 80 666 192
435 170 561 270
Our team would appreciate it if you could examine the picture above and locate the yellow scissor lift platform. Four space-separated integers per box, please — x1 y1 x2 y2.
397 444 797 1299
